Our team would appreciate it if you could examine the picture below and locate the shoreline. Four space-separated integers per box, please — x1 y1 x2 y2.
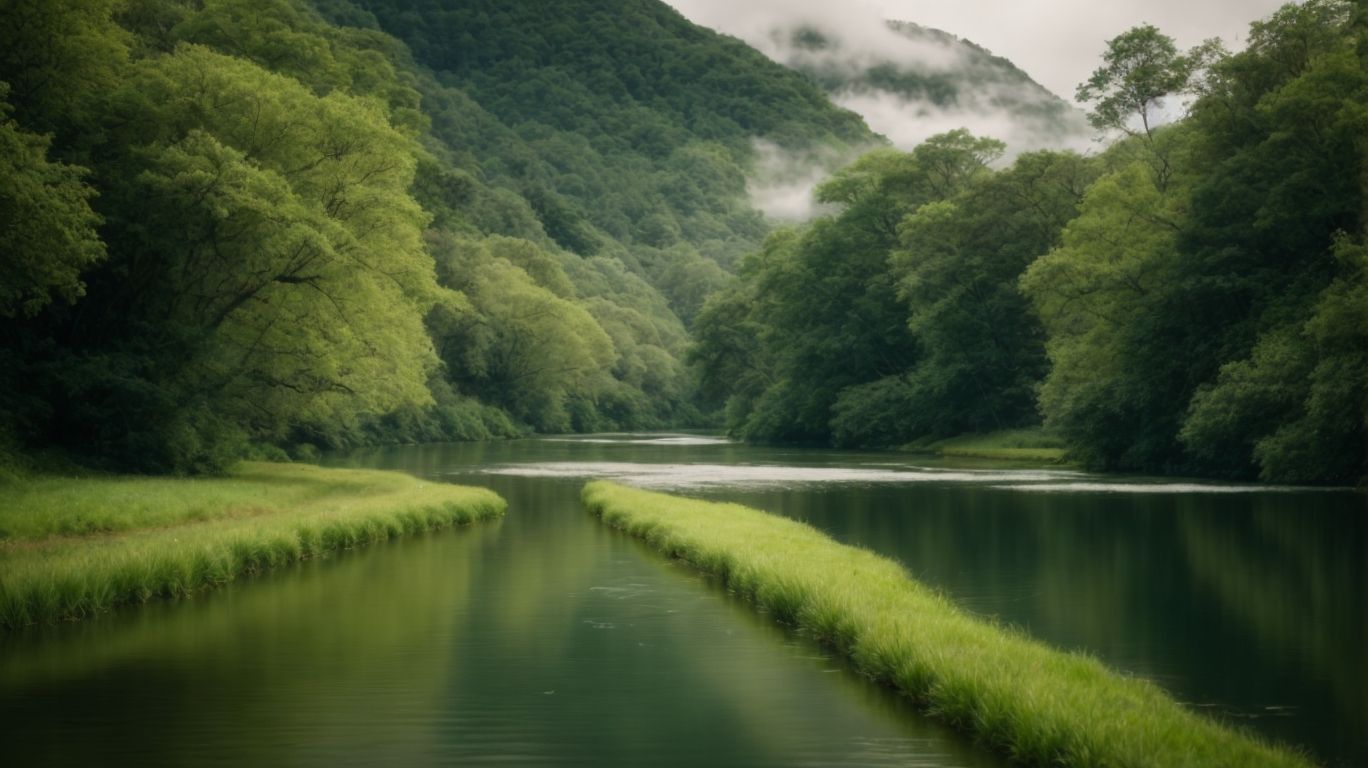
0 462 506 630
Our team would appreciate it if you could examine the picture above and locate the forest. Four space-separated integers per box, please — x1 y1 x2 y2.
1 0 1365 485
692 0 1368 484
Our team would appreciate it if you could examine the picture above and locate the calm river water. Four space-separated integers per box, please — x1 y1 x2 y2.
2 435 1363 766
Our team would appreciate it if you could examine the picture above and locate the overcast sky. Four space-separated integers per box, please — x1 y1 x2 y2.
665 0 1291 102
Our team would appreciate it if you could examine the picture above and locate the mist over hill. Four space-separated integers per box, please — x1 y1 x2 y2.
4 0 1362 486
782 21 1094 154
666 0 1094 217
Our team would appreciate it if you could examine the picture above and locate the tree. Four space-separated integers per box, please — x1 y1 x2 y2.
0 0 128 136
889 150 1096 438
1076 24 1223 138
1182 238 1368 483
427 235 614 432
0 86 105 318
29 45 443 471
1020 152 1196 470
691 132 1005 445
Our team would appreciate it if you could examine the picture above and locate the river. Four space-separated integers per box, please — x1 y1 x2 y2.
2 435 1363 766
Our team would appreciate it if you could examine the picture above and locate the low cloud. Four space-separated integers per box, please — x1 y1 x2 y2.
833 88 1097 158
745 141 840 222
674 0 1105 221
675 0 965 72
745 140 868 221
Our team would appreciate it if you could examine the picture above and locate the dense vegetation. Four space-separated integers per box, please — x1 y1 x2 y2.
584 481 1311 767
0 0 874 474
1 0 1362 485
693 0 1368 484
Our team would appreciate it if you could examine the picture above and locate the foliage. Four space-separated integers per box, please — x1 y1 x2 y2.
1076 24 1223 137
1182 238 1368 483
1 0 1365 485
0 0 129 137
1020 0 1367 481
0 86 105 319
693 132 1086 448
891 150 1096 438
690 0 1366 484
0 0 881 471
1020 147 1197 470
322 0 870 304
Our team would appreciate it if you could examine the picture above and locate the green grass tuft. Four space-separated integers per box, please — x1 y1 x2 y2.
582 480 1312 768
904 429 1070 463
0 462 505 629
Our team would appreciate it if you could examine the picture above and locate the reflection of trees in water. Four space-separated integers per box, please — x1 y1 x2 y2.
1179 499 1367 759
0 526 493 763
747 483 1365 764
442 477 1000 767
751 486 1183 659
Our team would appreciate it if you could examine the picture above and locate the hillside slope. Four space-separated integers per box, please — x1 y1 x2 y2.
0 0 878 471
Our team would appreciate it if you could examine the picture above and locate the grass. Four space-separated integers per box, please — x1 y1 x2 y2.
0 462 506 629
904 429 1070 463
582 481 1313 768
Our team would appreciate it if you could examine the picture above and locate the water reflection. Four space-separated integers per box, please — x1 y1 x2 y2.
699 477 1366 767
385 435 1365 767
3 435 1361 767
0 445 997 768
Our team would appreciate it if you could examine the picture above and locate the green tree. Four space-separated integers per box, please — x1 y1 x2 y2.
427 234 614 432
0 0 128 136
888 150 1096 439
0 86 105 318
1020 150 1196 469
692 132 1002 445
31 45 442 471
1076 24 1222 138
1183 238 1368 483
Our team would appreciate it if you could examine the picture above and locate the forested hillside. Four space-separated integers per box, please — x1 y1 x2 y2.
0 0 875 474
693 0 1368 484
2 0 1363 486
771 20 1092 152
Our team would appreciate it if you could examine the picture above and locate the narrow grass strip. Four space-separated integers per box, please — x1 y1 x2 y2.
583 480 1312 768
906 429 1070 464
0 463 506 629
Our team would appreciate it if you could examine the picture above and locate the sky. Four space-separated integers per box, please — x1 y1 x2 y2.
664 0 1291 103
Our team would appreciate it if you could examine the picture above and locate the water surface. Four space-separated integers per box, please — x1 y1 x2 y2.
2 435 1362 766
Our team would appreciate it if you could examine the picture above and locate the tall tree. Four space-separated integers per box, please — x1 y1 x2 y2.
0 86 105 319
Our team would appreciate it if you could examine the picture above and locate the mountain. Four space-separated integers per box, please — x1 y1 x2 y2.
729 18 1093 154
0 0 878 471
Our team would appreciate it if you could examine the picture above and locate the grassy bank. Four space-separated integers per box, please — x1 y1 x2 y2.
904 429 1070 463
0 463 506 629
583 481 1311 768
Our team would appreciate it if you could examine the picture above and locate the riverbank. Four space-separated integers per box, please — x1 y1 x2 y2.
0 462 506 629
902 429 1071 463
583 481 1311 768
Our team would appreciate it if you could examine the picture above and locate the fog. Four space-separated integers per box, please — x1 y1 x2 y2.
667 0 1290 103
832 86 1096 158
685 1 967 73
674 0 1109 218
745 140 855 221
